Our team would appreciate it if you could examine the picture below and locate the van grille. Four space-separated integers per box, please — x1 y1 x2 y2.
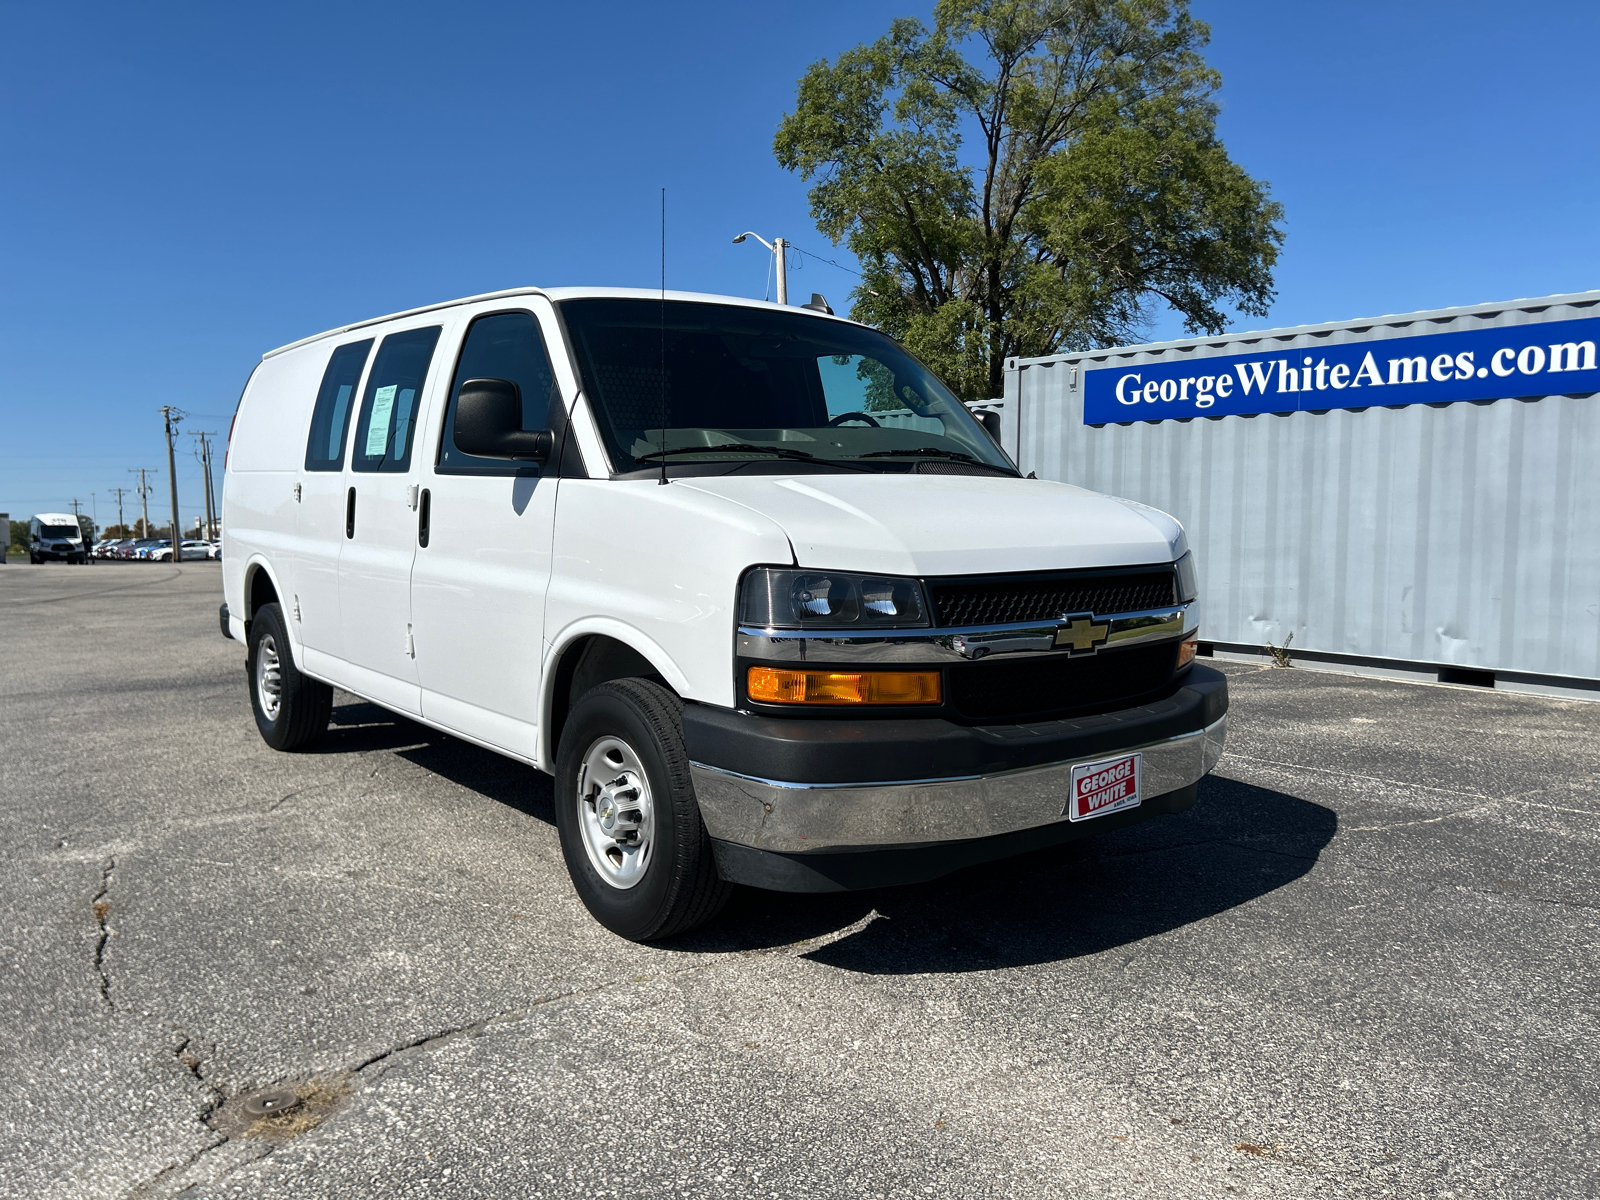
947 643 1179 721
928 567 1177 628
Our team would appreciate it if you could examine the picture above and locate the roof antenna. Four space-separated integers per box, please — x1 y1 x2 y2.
658 186 669 486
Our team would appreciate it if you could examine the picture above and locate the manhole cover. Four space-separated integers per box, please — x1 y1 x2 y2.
242 1089 302 1118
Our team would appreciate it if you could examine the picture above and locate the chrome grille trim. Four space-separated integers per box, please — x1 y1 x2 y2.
736 604 1197 664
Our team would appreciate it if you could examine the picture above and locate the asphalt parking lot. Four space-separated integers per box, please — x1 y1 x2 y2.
3 564 1597 1199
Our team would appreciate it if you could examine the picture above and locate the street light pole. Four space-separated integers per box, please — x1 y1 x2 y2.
733 232 788 304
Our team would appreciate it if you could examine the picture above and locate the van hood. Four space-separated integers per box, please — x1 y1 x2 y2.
675 473 1184 576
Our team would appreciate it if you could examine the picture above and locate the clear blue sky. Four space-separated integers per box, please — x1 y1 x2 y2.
3 1 1598 530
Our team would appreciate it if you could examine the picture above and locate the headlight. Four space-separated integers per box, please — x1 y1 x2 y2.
1175 552 1199 604
739 567 930 629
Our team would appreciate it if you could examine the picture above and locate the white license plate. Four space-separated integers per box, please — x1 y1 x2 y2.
1066 752 1142 821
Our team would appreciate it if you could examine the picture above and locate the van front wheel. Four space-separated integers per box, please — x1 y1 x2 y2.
247 602 332 750
554 679 731 941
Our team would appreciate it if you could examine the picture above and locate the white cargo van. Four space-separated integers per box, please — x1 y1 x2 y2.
29 513 86 564
222 288 1226 940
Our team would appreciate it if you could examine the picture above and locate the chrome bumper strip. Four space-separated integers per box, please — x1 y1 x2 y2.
736 604 1197 663
690 714 1226 853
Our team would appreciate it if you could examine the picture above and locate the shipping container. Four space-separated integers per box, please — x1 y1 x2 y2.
999 290 1600 699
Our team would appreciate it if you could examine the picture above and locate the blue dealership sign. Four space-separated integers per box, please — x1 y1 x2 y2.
1082 316 1600 423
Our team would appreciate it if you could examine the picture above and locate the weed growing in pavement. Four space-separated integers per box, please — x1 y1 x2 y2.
1266 632 1294 668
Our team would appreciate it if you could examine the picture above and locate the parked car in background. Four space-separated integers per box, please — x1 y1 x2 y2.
153 540 211 562
135 541 169 560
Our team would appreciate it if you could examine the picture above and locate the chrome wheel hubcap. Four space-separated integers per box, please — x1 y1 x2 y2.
576 736 654 889
257 634 283 722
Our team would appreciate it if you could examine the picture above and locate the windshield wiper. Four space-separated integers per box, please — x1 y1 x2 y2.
855 447 978 461
853 447 1017 474
634 443 820 464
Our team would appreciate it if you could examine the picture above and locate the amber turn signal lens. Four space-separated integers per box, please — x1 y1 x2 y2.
747 666 941 705
1178 634 1199 669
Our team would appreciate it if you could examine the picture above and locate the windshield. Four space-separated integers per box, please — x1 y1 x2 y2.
42 524 80 539
558 299 1014 476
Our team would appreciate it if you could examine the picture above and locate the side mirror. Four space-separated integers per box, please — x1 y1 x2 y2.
975 408 1002 444
453 378 553 462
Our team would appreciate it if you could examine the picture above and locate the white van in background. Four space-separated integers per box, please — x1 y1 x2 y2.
222 288 1226 941
29 513 86 564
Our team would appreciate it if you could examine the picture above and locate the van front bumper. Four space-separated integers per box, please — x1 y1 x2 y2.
683 664 1227 892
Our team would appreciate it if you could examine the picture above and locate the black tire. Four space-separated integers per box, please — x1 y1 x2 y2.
246 602 333 750
554 678 732 941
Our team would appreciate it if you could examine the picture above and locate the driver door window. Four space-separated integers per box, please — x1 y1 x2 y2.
437 311 559 475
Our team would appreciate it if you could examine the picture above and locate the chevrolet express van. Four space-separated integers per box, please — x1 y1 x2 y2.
222 288 1227 940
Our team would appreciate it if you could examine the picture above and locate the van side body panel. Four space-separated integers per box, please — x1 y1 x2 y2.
223 346 324 660
539 478 793 769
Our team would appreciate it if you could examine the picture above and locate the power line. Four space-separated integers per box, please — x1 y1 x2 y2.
787 243 863 278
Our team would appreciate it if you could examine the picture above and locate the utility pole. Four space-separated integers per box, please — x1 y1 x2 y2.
732 232 788 304
193 431 218 539
110 486 129 536
160 406 183 558
129 469 156 537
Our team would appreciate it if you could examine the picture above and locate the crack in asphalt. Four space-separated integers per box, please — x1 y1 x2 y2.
119 1035 252 1199
264 783 329 814
346 958 731 1078
118 951 780 1197
1459 884 1600 912
91 857 115 1013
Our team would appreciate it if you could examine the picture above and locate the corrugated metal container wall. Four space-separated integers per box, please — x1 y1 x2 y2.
1004 292 1600 684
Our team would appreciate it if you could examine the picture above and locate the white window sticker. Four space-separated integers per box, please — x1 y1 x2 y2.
365 385 397 456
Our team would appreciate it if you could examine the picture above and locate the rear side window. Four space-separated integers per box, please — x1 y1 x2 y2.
304 339 373 471
436 311 559 474
351 327 443 473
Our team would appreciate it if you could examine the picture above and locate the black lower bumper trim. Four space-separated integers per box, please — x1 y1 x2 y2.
711 782 1199 893
683 664 1227 785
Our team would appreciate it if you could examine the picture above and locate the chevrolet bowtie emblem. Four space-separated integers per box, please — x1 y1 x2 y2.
1054 614 1109 653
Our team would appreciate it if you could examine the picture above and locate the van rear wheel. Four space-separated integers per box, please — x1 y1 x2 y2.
247 602 332 750
554 678 731 941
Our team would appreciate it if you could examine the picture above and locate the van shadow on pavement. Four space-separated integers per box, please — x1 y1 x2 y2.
681 777 1336 973
321 700 556 824
317 700 1335 973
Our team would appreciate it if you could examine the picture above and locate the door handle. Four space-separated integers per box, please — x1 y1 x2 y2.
345 487 356 539
418 488 431 547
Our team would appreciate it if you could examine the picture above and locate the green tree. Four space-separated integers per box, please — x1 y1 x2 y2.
774 0 1285 400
